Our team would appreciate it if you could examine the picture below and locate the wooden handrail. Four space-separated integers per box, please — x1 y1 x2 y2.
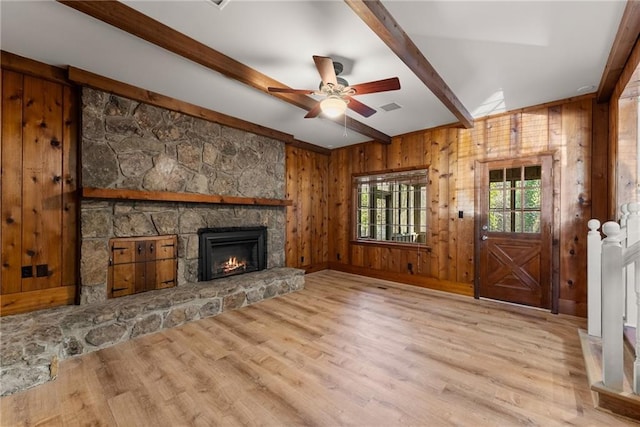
82 187 292 207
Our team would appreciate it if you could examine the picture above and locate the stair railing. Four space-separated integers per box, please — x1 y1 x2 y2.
587 202 640 393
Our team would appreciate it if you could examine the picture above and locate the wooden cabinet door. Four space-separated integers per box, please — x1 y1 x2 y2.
112 241 136 264
110 241 137 297
155 259 177 290
154 237 176 260
108 236 177 298
110 263 135 298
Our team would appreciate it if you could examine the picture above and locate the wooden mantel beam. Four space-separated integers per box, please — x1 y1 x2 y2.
56 0 392 144
345 0 474 129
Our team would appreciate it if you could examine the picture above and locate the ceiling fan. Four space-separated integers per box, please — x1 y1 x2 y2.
268 55 400 119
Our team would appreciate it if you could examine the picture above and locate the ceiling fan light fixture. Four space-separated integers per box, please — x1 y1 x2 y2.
320 96 347 118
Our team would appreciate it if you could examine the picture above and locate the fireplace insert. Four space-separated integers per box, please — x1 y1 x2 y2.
198 226 267 281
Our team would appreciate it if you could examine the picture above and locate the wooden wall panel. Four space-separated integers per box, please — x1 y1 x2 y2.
1 64 78 316
61 85 78 287
455 128 475 284
285 147 299 267
591 100 609 223
1 70 24 294
548 106 563 312
298 149 311 267
557 100 592 316
617 97 638 208
285 145 329 271
436 129 450 281
447 129 458 282
520 109 549 153
329 147 351 266
22 76 64 291
609 37 640 219
322 96 599 313
312 151 329 267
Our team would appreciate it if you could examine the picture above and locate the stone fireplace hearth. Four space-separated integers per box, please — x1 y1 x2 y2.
1 267 304 396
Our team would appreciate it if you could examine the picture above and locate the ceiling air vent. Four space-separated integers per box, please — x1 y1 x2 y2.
208 0 230 10
380 102 402 112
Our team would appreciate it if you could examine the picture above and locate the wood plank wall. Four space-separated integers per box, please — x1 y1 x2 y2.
609 37 640 219
0 59 78 316
286 95 610 316
285 146 329 272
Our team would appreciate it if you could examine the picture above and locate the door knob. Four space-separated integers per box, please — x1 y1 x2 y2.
481 235 488 241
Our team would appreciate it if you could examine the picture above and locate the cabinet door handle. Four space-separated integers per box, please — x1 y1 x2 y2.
138 244 142 254
149 243 154 254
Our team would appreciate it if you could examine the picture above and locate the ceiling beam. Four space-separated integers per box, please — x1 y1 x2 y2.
345 0 474 129
596 0 640 102
56 0 391 144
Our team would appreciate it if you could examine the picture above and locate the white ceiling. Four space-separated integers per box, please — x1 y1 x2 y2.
0 0 627 149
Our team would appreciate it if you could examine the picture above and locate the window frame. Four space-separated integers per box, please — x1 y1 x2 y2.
352 166 429 248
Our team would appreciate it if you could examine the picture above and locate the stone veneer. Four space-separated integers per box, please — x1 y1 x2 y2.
80 88 287 303
0 87 302 396
0 267 304 396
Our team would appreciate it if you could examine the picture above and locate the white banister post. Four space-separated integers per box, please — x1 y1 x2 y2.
635 258 640 393
627 203 640 328
621 203 630 227
601 221 624 391
629 203 640 394
588 219 602 337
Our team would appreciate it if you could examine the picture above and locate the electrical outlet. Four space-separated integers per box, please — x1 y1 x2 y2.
36 264 49 277
21 266 33 278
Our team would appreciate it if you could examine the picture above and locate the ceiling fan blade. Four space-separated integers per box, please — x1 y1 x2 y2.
346 97 376 118
304 103 323 119
268 87 315 94
313 55 338 86
348 77 401 95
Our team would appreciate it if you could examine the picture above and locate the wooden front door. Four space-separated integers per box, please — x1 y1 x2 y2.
476 156 553 309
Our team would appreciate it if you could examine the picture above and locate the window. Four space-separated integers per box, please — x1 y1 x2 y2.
488 165 542 233
354 168 428 244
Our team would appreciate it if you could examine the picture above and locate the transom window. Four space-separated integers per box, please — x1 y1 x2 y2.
354 169 428 244
488 165 542 233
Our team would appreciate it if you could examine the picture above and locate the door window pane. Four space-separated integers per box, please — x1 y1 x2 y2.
524 189 541 209
489 211 504 232
487 164 542 234
512 211 522 233
524 212 541 233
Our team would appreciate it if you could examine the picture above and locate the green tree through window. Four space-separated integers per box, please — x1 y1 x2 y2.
488 165 541 233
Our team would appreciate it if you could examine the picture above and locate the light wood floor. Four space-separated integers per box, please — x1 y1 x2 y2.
1 270 637 426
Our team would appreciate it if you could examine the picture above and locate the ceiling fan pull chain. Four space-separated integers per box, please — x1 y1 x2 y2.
343 113 348 137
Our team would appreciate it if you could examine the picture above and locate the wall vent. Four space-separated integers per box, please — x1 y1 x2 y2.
380 102 402 112
208 0 231 10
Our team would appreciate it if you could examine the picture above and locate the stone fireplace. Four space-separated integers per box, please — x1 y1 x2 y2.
79 87 286 304
198 226 267 281
1 85 304 398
